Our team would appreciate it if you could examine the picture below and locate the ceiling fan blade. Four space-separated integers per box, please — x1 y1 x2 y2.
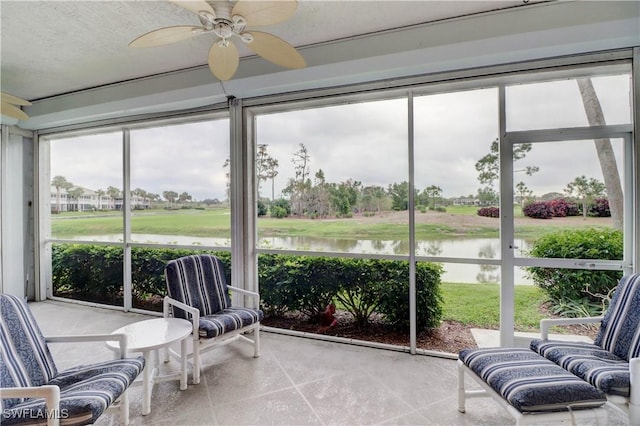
208 41 240 81
246 31 306 69
169 0 215 16
129 26 203 48
0 92 31 106
1 102 29 120
232 0 297 26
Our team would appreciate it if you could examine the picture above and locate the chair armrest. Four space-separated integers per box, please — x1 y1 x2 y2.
45 333 129 358
540 316 604 340
228 286 260 306
163 296 200 337
1 385 61 426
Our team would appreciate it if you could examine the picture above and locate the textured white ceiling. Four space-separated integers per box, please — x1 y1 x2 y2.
0 0 530 101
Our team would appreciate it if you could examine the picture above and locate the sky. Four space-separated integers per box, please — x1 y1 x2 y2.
50 73 632 202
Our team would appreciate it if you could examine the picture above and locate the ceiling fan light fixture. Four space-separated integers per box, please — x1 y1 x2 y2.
239 32 253 43
212 20 234 39
131 0 305 81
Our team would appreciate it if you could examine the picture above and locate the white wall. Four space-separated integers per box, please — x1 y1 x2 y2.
0 127 27 297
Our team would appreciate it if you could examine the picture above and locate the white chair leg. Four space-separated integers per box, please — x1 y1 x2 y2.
254 325 260 358
119 389 130 425
193 337 201 385
457 360 466 413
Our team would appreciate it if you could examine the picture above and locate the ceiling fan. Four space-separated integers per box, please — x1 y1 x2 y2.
0 92 31 120
129 0 306 81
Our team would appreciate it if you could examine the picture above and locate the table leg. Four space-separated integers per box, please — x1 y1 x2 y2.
180 338 188 390
142 350 152 415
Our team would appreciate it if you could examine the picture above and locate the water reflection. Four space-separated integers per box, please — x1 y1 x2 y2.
69 234 532 284
476 242 499 283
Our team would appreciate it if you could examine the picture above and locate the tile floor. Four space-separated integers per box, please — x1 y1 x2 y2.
28 300 628 425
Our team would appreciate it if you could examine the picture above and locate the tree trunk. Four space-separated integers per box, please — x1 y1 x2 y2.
577 78 624 231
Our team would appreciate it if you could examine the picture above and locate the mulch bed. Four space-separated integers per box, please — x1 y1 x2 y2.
261 311 477 354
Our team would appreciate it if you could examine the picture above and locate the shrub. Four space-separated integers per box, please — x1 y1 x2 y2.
53 246 444 331
52 244 123 305
589 198 611 217
270 198 291 218
257 200 268 216
270 206 288 218
527 228 623 314
522 201 553 219
547 198 579 217
376 261 443 331
477 207 499 218
52 244 231 311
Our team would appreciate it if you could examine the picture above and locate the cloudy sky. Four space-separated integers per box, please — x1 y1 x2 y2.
51 74 631 202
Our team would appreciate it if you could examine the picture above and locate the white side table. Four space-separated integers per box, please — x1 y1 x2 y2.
107 318 192 415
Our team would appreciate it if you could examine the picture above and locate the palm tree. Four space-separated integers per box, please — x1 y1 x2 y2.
51 175 72 213
95 188 105 210
67 187 84 211
106 186 121 210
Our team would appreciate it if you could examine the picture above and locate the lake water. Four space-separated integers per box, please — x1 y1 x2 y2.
66 234 533 284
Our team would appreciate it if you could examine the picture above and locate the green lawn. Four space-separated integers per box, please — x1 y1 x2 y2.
441 282 547 331
52 206 605 240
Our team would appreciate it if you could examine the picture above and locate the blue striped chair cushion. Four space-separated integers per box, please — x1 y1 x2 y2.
1 294 58 409
459 347 606 413
531 339 630 396
1 356 145 426
165 255 232 319
594 273 640 361
199 307 264 338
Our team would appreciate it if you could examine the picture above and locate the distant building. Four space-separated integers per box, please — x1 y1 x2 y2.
50 186 150 212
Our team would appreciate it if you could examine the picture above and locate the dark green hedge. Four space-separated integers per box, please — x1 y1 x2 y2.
527 227 623 316
52 244 443 331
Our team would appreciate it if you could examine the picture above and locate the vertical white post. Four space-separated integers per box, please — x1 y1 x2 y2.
36 134 52 301
0 126 26 297
499 85 515 347
408 93 417 354
123 129 132 311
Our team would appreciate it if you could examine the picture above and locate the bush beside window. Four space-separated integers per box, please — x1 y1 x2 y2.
52 244 443 332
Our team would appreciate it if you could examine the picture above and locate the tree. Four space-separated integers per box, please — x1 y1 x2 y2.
256 144 279 201
178 192 192 203
106 186 121 210
564 175 606 219
307 169 331 217
222 158 230 203
95 188 105 210
420 185 443 208
285 144 311 216
67 187 84 211
51 175 72 213
577 78 623 231
476 186 498 205
388 181 411 211
475 139 539 200
132 188 148 208
265 156 279 202
163 191 179 204
360 185 387 213
515 181 533 207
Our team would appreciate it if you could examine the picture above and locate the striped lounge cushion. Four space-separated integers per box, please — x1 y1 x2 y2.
199 307 264 338
531 339 630 396
1 356 145 426
1 294 59 409
594 273 640 361
165 254 232 319
459 347 607 413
